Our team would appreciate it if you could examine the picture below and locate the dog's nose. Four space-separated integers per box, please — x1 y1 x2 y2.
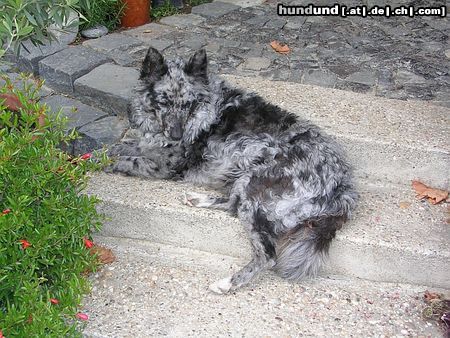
169 122 183 140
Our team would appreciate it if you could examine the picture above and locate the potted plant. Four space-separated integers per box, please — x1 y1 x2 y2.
121 0 151 27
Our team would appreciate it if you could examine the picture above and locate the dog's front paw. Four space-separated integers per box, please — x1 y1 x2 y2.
209 277 232 294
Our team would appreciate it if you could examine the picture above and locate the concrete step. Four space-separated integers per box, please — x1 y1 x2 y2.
83 75 449 289
86 173 450 289
82 236 444 337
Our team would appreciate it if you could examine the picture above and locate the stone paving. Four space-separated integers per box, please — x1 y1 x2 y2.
1 0 449 154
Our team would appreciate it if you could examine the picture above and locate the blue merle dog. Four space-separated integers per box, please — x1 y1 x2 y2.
108 47 358 294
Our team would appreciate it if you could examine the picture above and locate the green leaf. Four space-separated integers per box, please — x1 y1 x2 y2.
23 10 38 26
2 16 14 33
17 25 33 37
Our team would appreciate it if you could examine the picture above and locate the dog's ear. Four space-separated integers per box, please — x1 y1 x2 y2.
140 47 168 81
185 49 207 79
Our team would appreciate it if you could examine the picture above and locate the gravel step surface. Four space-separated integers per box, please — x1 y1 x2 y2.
82 236 446 338
87 173 450 289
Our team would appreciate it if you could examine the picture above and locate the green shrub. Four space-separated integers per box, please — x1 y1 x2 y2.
0 0 80 58
151 0 180 20
0 75 107 337
0 0 125 58
77 0 125 31
187 0 211 7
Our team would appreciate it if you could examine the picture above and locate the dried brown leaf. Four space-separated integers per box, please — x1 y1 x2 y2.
270 40 290 54
424 290 442 303
0 93 23 112
90 245 116 264
412 180 448 205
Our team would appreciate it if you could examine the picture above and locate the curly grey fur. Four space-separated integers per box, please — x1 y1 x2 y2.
108 48 358 292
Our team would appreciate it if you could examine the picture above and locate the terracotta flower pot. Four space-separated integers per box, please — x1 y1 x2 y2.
121 0 150 28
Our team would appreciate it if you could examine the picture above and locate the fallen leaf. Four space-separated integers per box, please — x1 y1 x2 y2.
424 290 442 303
90 245 116 264
399 201 411 209
412 180 448 205
270 40 290 54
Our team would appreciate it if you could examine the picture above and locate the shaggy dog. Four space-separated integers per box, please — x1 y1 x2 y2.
108 47 358 294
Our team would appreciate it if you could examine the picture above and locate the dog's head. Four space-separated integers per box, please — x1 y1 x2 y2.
135 47 211 143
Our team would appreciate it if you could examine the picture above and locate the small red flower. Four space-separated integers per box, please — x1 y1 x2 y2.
19 239 31 249
76 312 89 321
50 298 59 305
83 237 94 249
1 209 11 216
80 153 92 160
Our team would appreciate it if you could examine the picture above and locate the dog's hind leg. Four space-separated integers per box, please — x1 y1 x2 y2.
209 209 277 294
209 231 276 294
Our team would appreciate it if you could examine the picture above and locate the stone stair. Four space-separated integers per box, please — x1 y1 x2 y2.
84 76 449 288
81 77 449 336
81 236 445 337
87 172 449 289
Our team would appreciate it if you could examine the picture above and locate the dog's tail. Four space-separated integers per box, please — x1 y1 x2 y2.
273 215 347 280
